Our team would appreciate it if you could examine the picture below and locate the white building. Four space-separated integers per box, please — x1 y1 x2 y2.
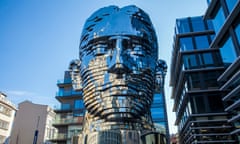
0 92 17 144
10 101 56 144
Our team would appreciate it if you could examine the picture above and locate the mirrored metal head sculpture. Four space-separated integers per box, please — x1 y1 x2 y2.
77 5 162 143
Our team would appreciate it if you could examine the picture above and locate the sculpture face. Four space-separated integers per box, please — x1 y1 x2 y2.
79 5 158 123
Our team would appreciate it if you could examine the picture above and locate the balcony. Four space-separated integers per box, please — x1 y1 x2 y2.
0 95 17 110
53 117 83 126
49 133 67 142
56 90 83 102
56 90 82 97
57 79 72 86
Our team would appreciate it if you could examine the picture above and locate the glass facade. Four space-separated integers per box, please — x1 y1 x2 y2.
170 15 236 143
205 0 240 141
176 18 191 34
195 35 209 49
183 51 222 70
50 70 84 144
219 36 237 65
151 93 168 135
225 0 238 13
212 4 226 33
74 99 84 109
234 21 240 45
180 37 194 51
176 16 214 34
191 16 206 32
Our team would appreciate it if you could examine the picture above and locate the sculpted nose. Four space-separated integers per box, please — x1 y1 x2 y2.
108 38 131 74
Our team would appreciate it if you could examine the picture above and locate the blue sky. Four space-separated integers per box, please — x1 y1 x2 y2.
0 0 208 134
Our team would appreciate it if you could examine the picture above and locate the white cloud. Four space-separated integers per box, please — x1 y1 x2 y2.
6 90 37 96
3 90 58 108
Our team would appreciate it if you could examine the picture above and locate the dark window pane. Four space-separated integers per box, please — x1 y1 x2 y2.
195 96 205 113
207 95 224 112
202 53 214 65
203 71 219 88
188 73 201 90
183 54 198 69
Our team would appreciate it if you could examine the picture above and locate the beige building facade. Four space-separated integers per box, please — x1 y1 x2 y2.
10 101 56 144
0 92 17 144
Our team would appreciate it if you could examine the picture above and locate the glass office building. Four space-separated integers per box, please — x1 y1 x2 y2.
50 63 84 144
152 59 169 143
170 15 237 143
204 0 240 141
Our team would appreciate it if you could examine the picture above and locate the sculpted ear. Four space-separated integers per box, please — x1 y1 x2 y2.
69 59 82 91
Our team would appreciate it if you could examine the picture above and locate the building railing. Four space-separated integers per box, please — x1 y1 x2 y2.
57 79 72 84
53 105 71 111
0 95 16 109
53 117 83 125
56 90 82 97
50 133 67 141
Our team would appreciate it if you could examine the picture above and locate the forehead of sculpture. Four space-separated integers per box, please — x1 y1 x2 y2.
80 5 157 49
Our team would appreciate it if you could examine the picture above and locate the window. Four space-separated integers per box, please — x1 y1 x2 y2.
180 37 194 51
151 107 164 119
203 71 219 88
219 36 237 66
191 96 206 113
61 103 70 110
200 53 214 67
208 94 224 112
188 73 201 90
212 5 226 33
0 135 6 144
0 104 12 116
225 0 238 13
207 0 211 5
0 119 9 130
207 20 214 30
153 93 163 104
195 35 209 49
234 22 240 47
210 34 215 42
191 17 205 32
190 93 224 114
74 99 84 109
176 18 190 34
183 54 198 69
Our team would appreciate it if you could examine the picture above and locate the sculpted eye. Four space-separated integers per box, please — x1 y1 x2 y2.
93 44 107 56
108 39 116 49
122 39 130 49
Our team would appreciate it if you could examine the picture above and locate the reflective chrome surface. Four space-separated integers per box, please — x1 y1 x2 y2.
72 5 165 144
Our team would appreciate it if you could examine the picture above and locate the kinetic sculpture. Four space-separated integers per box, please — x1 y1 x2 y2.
71 5 166 144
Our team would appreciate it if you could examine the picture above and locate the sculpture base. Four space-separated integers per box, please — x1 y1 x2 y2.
78 130 166 144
